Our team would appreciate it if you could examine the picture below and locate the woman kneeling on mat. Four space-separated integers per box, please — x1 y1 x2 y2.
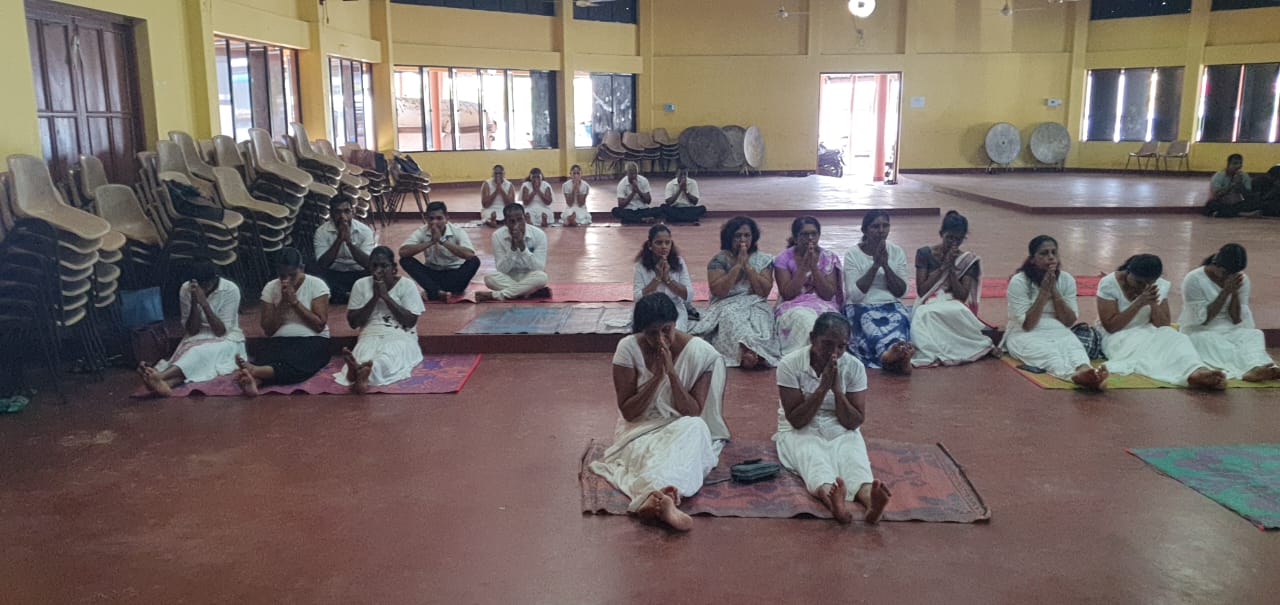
1179 244 1280 382
1002 235 1108 390
773 216 842 357
689 216 779 369
1096 254 1226 390
910 211 994 367
336 246 425 393
234 247 332 396
589 293 731 532
774 312 891 524
139 259 244 396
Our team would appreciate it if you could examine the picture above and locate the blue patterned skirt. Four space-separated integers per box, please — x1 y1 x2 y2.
844 302 912 369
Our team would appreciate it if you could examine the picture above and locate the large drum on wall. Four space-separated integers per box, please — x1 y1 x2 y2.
984 122 1021 168
1029 122 1071 166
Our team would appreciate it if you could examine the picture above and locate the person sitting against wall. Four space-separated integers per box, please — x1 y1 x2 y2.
662 169 707 224
562 164 592 227
521 167 556 228
335 246 425 394
1252 165 1280 216
476 203 551 302
312 196 374 305
399 201 481 301
1202 153 1256 218
480 164 516 228
234 248 333 397
138 259 244 396
612 162 662 224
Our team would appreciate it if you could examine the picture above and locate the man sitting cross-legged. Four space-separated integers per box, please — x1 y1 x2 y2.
476 203 551 302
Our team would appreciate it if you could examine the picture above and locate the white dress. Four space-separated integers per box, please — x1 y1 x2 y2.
154 278 246 383
909 250 994 367
562 180 592 225
481 178 515 223
773 347 873 498
1001 271 1091 380
1179 267 1273 379
589 335 730 512
633 261 695 332
521 180 556 226
1096 273 1204 386
335 276 425 386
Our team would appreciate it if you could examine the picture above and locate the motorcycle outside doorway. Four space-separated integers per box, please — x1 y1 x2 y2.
817 72 902 184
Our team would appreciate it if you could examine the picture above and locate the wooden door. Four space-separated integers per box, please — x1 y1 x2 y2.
26 1 144 187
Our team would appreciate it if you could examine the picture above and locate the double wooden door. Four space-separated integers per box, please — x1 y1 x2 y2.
26 0 144 187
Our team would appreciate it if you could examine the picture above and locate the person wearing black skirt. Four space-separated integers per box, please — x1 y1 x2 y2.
233 248 334 396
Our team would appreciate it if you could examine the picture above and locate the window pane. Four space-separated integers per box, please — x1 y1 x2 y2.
1083 69 1120 142
574 72 593 147
590 74 614 146
1119 67 1153 142
330 57 346 144
530 70 556 149
229 40 253 141
483 69 509 150
283 49 300 128
1152 67 1184 142
432 67 455 150
214 39 233 138
361 65 374 149
610 75 634 133
395 67 426 151
267 47 286 135
1238 63 1279 143
247 45 271 131
1200 64 1241 142
1091 0 1191 20
453 68 483 150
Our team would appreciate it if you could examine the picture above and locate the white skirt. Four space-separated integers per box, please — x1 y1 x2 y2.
774 412 873 499
524 202 555 227
155 337 247 383
1003 322 1091 380
481 205 501 223
563 205 591 225
1186 327 1274 379
910 298 993 367
589 416 717 511
1102 325 1204 386
335 331 423 387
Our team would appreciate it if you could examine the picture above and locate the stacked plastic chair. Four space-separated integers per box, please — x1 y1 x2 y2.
211 135 248 180
95 184 163 289
287 122 343 190
3 154 118 378
341 143 392 227
270 144 335 265
169 131 218 184
0 199 71 402
652 128 681 173
313 139 372 220
211 164 291 291
388 152 431 222
593 131 627 178
245 129 309 230
70 154 109 213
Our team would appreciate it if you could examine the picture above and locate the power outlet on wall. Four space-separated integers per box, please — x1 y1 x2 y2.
1046 98 1063 107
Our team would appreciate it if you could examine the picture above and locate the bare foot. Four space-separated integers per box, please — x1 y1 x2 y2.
564 215 577 227
864 479 892 524
1188 368 1227 391
1242 365 1273 382
483 217 497 228
1270 366 1280 381
235 355 251 372
234 368 261 397
660 485 683 507
343 347 360 384
824 478 853 524
1071 366 1107 391
353 361 373 394
739 345 760 370
657 493 693 532
881 342 915 375
139 363 171 397
475 291 496 302
636 491 664 521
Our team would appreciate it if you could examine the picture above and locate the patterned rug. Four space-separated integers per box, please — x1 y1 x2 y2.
457 305 633 334
1001 355 1280 390
580 438 990 523
1128 444 1280 530
136 355 481 397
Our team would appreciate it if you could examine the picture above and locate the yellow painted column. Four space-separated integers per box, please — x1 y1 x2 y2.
297 0 332 143
185 0 219 138
556 0 575 177
1179 0 1211 160
370 0 396 152
1063 0 1090 166
635 0 654 132
0 0 42 159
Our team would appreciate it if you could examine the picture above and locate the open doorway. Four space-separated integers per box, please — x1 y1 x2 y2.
817 73 901 183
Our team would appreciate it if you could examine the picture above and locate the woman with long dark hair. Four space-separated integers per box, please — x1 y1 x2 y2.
773 216 842 356
909 211 994 367
689 216 779 369
842 210 913 373
1179 244 1279 381
589 293 731 532
1096 254 1225 389
633 224 695 331
1002 236 1107 390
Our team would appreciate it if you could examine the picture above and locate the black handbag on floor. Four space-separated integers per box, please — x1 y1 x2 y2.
730 459 782 483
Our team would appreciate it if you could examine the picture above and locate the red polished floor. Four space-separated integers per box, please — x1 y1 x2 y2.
4 174 1280 604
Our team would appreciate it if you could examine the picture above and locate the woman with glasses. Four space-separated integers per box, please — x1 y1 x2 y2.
909 211 994 367
773 216 842 356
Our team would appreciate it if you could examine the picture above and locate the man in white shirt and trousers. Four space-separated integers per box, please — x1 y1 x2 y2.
476 203 551 301
662 169 707 223
612 162 663 224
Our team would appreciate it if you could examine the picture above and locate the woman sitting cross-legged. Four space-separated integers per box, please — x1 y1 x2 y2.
139 259 244 396
689 216 780 369
234 247 332 396
910 210 994 367
842 210 914 374
633 224 695 331
1096 254 1226 390
1179 243 1280 382
335 246 425 394
1002 235 1108 390
589 293 731 532
773 216 842 356
774 312 892 524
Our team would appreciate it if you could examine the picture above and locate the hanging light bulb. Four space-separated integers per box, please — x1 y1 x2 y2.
847 0 876 18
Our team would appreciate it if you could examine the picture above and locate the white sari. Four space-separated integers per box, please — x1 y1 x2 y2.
910 249 994 367
590 335 730 512
1178 267 1273 379
1096 273 1204 386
